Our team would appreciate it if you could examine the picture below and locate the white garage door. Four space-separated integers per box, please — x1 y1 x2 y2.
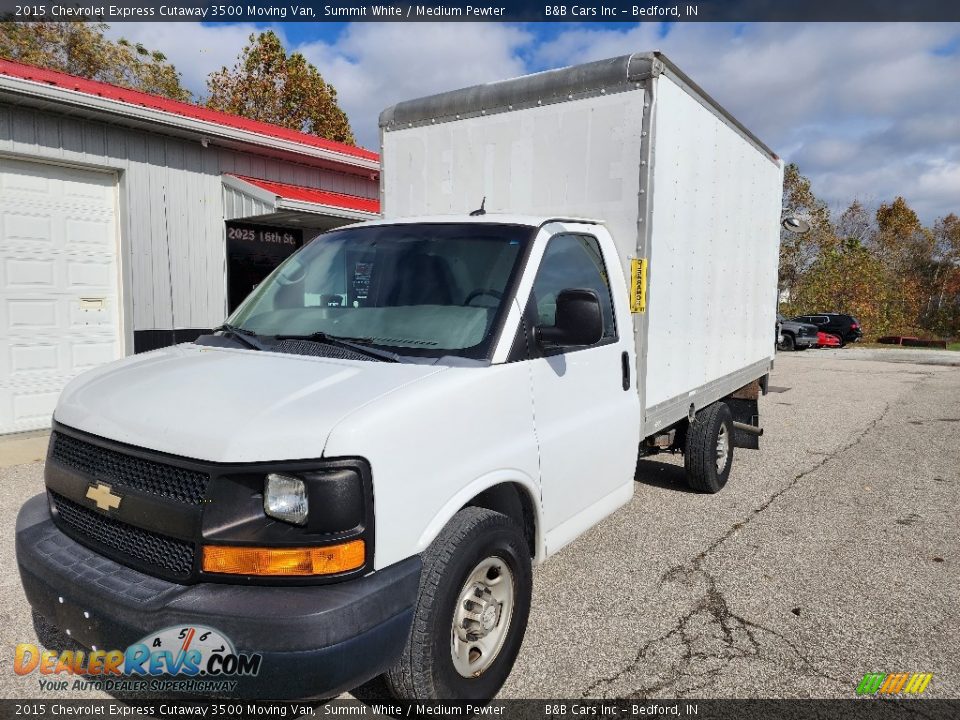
0 157 122 435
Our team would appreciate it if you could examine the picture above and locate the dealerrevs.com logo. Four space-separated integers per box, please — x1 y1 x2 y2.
15 625 261 694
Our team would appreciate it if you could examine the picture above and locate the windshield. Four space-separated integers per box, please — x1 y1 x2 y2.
228 223 533 359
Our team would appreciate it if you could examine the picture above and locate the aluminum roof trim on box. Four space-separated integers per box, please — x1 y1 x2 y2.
379 54 652 130
0 59 379 171
223 174 380 221
379 51 778 165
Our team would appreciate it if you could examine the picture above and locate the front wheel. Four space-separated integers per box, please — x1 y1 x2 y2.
684 402 734 493
385 507 532 701
777 333 796 351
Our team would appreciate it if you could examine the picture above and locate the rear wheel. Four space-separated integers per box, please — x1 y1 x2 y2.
834 334 845 347
385 507 532 701
684 402 734 493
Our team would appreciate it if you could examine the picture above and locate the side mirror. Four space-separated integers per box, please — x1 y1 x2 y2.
536 288 603 348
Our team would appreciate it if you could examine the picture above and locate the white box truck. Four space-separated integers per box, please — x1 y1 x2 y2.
16 52 782 701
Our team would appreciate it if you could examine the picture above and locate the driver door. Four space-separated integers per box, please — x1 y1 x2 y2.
517 226 641 555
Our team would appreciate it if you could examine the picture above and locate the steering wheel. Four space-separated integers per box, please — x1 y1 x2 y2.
463 289 503 306
274 262 306 287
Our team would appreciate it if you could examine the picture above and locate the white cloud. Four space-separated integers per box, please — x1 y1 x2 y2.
103 21 960 221
296 23 532 149
103 22 270 97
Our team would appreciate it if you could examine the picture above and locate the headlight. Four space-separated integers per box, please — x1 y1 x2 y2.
264 473 309 526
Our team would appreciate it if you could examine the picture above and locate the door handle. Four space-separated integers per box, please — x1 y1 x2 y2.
621 351 630 391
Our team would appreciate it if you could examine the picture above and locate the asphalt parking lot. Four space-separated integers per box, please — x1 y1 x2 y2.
0 348 957 701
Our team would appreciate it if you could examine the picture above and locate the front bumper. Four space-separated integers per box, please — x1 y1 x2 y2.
16 494 420 699
794 335 818 348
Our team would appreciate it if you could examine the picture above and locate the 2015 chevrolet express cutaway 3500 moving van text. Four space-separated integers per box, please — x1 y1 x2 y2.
16 52 783 700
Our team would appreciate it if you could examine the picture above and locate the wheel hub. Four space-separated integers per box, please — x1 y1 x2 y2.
716 423 729 471
451 557 515 677
480 603 498 631
455 583 502 640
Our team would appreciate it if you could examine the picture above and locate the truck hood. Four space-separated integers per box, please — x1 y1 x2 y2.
780 320 819 337
54 344 445 463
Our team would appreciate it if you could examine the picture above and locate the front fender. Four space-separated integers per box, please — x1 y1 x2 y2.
415 469 545 564
322 363 541 570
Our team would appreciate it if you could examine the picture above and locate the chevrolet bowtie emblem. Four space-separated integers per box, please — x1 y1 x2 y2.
86 483 122 512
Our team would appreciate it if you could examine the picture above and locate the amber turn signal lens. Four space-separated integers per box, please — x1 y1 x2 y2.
202 540 365 576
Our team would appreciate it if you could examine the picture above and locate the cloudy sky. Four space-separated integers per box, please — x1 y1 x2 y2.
106 22 960 223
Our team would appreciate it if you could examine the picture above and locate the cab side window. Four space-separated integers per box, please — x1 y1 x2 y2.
531 233 617 343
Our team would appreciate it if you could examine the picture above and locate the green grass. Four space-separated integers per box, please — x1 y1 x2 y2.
948 342 960 352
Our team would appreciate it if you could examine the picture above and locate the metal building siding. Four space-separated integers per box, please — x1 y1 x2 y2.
0 103 377 334
644 75 782 410
216 149 376 199
222 184 274 221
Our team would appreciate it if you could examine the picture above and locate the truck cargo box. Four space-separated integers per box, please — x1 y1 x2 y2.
379 51 782 436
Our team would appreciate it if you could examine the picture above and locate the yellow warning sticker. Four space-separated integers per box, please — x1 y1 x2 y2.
630 258 648 313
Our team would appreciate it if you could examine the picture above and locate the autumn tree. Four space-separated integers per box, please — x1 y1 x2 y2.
926 214 960 336
874 197 929 271
789 239 919 339
206 31 354 145
835 201 874 247
782 190 959 339
0 21 190 101
872 197 935 333
779 163 832 299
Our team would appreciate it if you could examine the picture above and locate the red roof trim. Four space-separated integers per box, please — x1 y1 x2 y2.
0 58 379 163
231 175 380 214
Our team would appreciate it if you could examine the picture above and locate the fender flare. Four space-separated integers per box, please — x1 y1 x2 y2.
415 469 546 563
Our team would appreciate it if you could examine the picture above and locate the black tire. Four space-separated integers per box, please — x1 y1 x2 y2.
777 333 796 351
834 334 846 347
385 507 532 700
684 402 734 493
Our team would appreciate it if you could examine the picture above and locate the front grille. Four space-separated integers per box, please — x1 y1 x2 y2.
50 491 195 578
51 432 209 505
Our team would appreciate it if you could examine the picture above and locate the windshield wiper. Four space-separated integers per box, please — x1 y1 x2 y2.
212 323 264 351
274 332 401 363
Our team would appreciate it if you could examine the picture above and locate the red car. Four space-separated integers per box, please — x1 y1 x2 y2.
817 331 842 348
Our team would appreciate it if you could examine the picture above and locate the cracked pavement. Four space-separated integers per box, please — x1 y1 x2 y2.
0 348 956 701
502 348 959 699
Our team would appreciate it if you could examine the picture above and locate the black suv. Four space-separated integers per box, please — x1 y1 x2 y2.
792 313 863 346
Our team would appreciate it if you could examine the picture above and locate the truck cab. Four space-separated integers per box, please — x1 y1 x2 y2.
17 215 649 700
